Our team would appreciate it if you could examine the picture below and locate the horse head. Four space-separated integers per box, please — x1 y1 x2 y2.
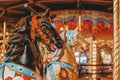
34 8 63 51
5 8 63 60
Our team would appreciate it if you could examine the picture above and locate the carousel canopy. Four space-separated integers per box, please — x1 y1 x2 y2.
0 0 113 25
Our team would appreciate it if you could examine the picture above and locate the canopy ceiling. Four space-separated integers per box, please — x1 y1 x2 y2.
0 0 113 15
0 0 113 29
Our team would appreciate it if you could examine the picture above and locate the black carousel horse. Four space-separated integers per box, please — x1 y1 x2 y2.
0 8 63 80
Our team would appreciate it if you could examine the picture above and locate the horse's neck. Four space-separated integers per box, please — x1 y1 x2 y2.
58 32 78 69
13 40 36 70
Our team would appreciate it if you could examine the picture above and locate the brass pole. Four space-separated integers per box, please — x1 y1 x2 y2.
0 17 6 63
91 40 98 80
0 7 5 18
113 0 120 80
3 18 6 54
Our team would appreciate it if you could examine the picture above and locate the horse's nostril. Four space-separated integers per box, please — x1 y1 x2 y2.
56 40 63 48
57 40 63 44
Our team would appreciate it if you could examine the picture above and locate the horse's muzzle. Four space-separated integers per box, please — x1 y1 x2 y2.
55 39 63 48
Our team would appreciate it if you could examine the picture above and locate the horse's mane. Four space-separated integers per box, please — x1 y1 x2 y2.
5 17 29 62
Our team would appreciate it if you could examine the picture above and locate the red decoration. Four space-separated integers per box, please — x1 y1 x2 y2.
81 20 94 37
96 21 113 40
53 20 63 33
81 19 113 40
67 19 77 30
23 75 31 80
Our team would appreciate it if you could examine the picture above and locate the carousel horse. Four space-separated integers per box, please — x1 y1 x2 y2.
39 24 78 80
98 44 112 64
0 8 63 80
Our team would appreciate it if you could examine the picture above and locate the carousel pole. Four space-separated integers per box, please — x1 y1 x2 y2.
24 3 41 16
0 7 5 18
3 17 6 53
91 40 98 80
78 4 82 79
0 16 7 62
113 0 120 80
78 15 81 31
0 8 5 63
77 0 81 32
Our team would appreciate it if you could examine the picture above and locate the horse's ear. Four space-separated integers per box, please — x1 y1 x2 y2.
42 8 50 18
50 14 56 19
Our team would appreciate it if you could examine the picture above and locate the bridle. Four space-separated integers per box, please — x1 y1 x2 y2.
31 15 50 45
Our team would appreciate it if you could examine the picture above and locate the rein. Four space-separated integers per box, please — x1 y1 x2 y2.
31 16 50 45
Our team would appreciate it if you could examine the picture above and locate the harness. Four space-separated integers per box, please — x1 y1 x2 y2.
31 15 50 45
0 62 42 80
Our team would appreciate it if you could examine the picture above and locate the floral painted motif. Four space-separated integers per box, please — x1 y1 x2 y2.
5 74 35 80
59 67 69 80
